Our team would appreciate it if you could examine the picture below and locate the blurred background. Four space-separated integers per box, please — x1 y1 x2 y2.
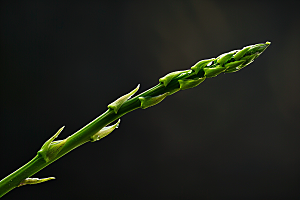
1 0 299 199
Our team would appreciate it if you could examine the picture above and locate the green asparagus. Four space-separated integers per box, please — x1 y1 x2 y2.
0 41 270 197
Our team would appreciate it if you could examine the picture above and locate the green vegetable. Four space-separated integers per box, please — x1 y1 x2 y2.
0 41 270 197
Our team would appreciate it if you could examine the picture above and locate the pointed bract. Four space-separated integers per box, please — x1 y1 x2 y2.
139 93 169 109
203 66 226 78
46 139 68 162
179 77 206 90
108 84 140 114
224 60 245 72
190 58 215 74
234 46 251 60
239 54 258 67
38 126 66 162
18 177 55 187
217 51 236 65
90 119 121 142
159 70 189 87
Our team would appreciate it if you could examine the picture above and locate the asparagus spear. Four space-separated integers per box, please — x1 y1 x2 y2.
0 41 270 197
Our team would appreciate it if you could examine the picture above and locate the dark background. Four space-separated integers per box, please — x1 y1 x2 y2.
1 0 299 199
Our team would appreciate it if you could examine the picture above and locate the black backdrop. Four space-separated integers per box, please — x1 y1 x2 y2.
1 0 300 199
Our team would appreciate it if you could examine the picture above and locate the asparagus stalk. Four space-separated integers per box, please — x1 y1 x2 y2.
0 41 270 197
